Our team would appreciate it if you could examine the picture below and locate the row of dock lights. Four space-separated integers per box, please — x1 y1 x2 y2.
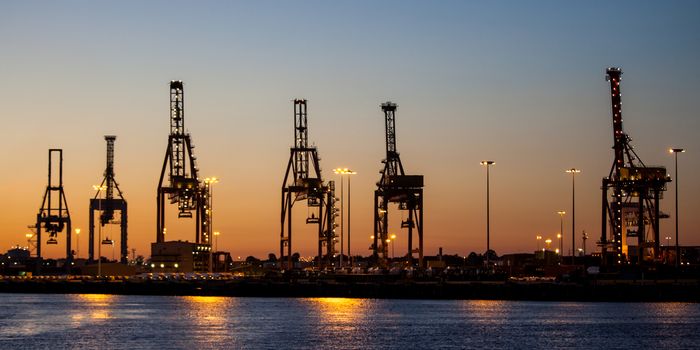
487 164 579 263
670 148 684 268
369 234 397 258
150 263 179 269
21 150 686 269
535 235 561 252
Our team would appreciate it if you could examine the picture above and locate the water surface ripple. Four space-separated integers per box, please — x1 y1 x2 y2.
0 294 697 349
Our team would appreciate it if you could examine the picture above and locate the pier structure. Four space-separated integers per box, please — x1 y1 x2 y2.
599 68 669 265
373 102 424 268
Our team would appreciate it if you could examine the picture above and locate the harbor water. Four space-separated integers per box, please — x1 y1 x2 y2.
0 294 698 349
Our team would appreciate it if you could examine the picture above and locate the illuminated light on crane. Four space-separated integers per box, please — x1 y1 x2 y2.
600 68 669 266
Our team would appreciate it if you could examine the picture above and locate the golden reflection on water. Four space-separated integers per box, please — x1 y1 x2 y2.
71 294 116 323
460 300 510 325
183 295 227 303
648 302 692 323
180 296 235 343
305 298 368 326
75 293 114 304
181 296 234 320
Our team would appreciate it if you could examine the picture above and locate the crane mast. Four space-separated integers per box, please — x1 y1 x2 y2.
294 100 310 181
382 102 403 178
99 136 121 224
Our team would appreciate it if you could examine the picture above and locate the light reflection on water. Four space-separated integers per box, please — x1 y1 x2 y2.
73 294 115 321
0 294 698 349
181 296 236 345
305 297 367 324
459 300 512 326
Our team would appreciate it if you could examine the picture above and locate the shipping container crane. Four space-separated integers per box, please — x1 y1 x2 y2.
156 81 208 245
600 68 669 265
35 149 72 261
89 135 128 263
280 99 335 268
373 102 424 267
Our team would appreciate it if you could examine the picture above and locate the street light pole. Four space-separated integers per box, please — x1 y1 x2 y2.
557 233 562 261
480 161 495 266
557 211 565 263
566 168 580 264
204 177 219 273
98 212 102 275
93 184 106 277
347 172 356 266
670 148 685 268
75 228 81 259
339 173 344 268
25 233 33 254
333 168 356 269
386 238 393 259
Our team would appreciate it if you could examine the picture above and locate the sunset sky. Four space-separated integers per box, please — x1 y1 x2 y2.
1 1 699 259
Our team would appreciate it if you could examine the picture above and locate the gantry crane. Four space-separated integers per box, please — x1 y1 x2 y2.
89 136 128 263
373 102 424 267
600 67 669 265
35 149 72 261
280 99 335 268
156 81 208 245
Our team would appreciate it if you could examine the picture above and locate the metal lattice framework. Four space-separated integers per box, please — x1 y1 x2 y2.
157 81 207 245
600 68 669 265
35 149 72 261
280 99 335 268
201 177 217 248
373 102 424 267
89 135 128 263
324 180 338 265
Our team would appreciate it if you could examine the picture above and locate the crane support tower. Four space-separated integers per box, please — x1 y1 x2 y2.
324 180 338 265
89 135 128 263
35 149 72 261
156 81 208 245
373 102 424 267
280 99 334 269
600 67 669 265
201 178 216 250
